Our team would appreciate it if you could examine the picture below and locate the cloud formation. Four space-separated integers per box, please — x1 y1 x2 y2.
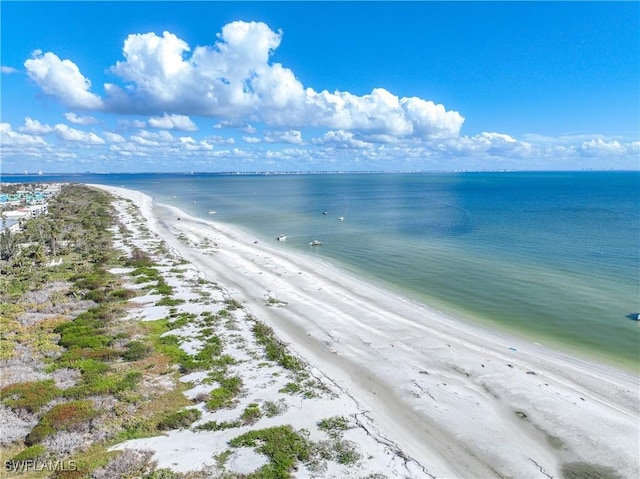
264 130 303 144
2 114 638 173
65 112 98 125
1 122 48 146
148 113 198 131
24 21 463 140
25 51 103 109
19 117 53 135
54 124 105 144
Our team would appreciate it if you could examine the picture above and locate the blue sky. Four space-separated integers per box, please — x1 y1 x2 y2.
1 1 638 173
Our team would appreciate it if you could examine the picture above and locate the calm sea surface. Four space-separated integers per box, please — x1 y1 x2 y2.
6 171 639 369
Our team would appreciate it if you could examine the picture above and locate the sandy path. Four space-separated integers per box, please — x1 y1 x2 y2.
94 185 639 478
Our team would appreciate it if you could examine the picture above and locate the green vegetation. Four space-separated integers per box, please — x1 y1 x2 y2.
156 408 202 431
241 403 262 425
0 183 365 478
148 322 225 373
262 399 288 418
206 376 243 411
561 462 621 479
224 299 243 311
318 416 350 437
122 247 154 268
1 379 61 413
195 419 242 432
252 321 302 371
229 425 311 479
122 340 153 361
312 416 361 466
26 400 99 445
167 312 195 330
1 185 117 299
279 382 301 395
10 444 47 462
0 185 204 478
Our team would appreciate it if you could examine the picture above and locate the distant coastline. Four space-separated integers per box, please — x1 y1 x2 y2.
2 168 638 179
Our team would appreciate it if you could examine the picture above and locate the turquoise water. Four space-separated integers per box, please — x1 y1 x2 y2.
6 171 639 368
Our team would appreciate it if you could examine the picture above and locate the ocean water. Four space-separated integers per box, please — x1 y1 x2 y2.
5 171 639 369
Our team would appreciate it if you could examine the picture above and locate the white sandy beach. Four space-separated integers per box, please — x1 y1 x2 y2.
94 184 639 478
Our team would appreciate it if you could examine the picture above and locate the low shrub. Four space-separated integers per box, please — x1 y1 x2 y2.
229 425 311 479
63 367 140 398
155 297 184 307
225 299 243 311
131 267 160 282
154 281 173 296
156 408 202 431
252 322 302 371
124 248 155 268
83 289 108 303
279 382 301 395
318 416 350 436
206 377 243 411
26 400 99 445
118 371 143 392
195 420 242 431
241 403 262 425
11 444 47 462
110 288 137 300
122 341 152 361
1 379 60 412
262 399 288 418
167 313 194 330
334 439 361 465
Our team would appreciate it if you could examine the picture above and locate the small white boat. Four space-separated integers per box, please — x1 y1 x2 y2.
322 211 328 215
338 216 344 221
208 210 216 215
277 234 287 241
309 240 322 246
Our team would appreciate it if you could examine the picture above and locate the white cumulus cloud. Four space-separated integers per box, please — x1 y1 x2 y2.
264 130 303 144
19 117 53 135
54 124 105 143
315 130 373 149
579 138 626 156
148 113 197 131
65 112 98 125
24 51 103 109
445 132 532 158
0 123 48 146
26 21 462 141
103 131 126 143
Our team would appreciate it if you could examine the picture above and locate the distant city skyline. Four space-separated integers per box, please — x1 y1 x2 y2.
1 1 638 173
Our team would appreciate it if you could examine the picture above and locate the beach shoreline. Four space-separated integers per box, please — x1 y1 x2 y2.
92 184 639 478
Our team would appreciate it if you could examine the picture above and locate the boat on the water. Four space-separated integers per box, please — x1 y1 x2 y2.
309 240 322 246
208 210 216 215
338 216 344 221
277 234 287 241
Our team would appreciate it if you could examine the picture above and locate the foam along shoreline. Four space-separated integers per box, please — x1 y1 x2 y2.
92 184 639 478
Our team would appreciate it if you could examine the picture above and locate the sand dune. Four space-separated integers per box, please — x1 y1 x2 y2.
94 185 639 478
